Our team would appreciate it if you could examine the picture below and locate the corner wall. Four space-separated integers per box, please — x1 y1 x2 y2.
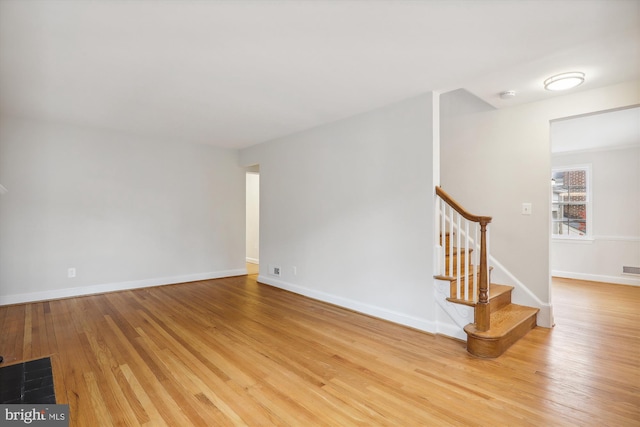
441 81 640 327
240 93 437 331
0 116 247 304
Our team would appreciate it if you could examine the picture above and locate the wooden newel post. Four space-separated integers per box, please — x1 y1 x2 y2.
475 220 491 331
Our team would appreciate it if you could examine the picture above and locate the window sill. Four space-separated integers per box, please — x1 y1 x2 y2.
552 236 594 244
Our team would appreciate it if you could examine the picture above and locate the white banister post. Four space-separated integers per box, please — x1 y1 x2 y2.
456 212 461 300
464 219 470 300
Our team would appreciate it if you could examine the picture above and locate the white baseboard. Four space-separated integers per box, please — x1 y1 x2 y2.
257 275 437 334
0 269 247 306
552 270 640 286
246 257 259 264
487 256 554 328
436 321 467 342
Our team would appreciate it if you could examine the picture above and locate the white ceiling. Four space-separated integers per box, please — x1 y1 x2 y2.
551 106 640 153
1 0 638 149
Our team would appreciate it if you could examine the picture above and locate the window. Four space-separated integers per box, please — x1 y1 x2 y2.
552 166 591 238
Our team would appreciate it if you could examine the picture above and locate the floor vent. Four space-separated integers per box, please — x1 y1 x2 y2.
622 266 640 275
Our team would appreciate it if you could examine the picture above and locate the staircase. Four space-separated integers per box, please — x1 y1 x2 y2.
435 186 539 358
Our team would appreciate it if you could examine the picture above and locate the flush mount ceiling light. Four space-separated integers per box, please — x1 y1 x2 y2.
544 72 585 91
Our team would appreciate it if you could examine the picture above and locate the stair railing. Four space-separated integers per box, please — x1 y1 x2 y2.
435 186 492 331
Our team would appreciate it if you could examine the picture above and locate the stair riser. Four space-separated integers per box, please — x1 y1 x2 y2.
448 274 483 299
450 282 475 300
489 290 512 312
444 258 472 275
442 233 451 250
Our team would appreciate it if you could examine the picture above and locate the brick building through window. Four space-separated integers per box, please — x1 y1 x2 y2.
552 167 589 237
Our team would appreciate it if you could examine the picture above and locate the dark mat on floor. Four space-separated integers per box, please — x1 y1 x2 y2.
0 357 56 404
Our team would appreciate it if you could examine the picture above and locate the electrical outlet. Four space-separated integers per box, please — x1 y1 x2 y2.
522 203 532 215
67 268 76 278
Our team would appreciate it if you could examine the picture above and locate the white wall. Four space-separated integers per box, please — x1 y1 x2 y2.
240 93 437 332
552 146 640 285
0 116 246 304
441 81 640 326
245 172 260 264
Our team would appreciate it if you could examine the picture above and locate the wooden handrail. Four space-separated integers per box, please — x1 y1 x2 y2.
435 186 492 225
436 186 492 332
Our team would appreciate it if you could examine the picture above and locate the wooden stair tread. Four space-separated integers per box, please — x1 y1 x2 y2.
445 247 473 255
446 283 513 307
488 284 512 299
445 297 475 307
464 304 539 339
437 227 537 357
434 265 493 282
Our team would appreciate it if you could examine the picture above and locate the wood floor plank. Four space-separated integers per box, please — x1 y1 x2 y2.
0 275 638 426
1 304 25 364
102 315 195 427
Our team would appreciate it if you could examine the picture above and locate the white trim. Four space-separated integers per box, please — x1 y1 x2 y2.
549 104 640 124
436 321 467 342
432 90 441 189
552 143 640 156
488 256 553 328
257 275 437 333
246 257 259 264
552 237 594 244
0 269 247 306
552 270 640 286
553 235 639 243
592 235 640 242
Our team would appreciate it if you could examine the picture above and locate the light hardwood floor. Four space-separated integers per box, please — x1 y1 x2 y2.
246 262 259 275
0 276 638 426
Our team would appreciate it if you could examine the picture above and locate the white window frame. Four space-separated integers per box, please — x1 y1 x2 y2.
551 164 592 240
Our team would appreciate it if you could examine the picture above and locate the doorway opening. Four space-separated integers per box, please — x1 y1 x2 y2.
550 106 640 287
246 167 260 275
